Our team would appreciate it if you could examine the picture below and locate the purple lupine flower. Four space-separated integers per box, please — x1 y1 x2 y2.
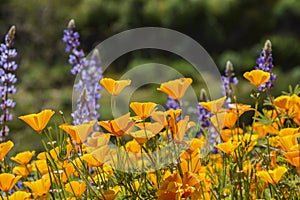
62 19 85 75
255 40 276 91
165 95 181 110
63 20 103 125
197 89 212 137
221 61 238 105
197 89 219 153
71 50 103 125
0 26 18 141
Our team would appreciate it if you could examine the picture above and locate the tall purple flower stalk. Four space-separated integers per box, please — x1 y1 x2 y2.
255 40 276 91
197 89 212 137
197 89 219 153
0 26 18 141
221 61 238 105
62 19 103 125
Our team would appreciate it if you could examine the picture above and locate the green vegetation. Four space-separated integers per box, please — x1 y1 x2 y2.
1 0 300 151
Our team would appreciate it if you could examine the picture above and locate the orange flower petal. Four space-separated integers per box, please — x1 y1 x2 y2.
19 110 55 133
157 78 192 100
243 70 270 87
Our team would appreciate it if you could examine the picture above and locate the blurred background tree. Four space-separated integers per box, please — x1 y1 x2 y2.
1 0 300 151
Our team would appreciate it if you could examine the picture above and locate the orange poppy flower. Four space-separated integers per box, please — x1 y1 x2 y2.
216 140 241 155
65 181 86 197
0 140 14 161
231 134 258 153
278 133 300 151
210 111 239 130
86 132 110 152
125 140 141 153
284 150 300 168
157 78 193 100
243 70 270 87
8 191 31 200
130 130 156 145
168 116 193 142
33 160 48 174
130 102 157 119
100 78 131 96
99 187 120 200
11 150 35 165
98 113 134 137
81 153 103 167
135 122 164 135
151 109 182 127
256 166 287 184
19 109 55 133
220 128 243 142
199 96 226 114
59 120 96 144
24 175 51 197
228 103 254 115
12 165 32 177
0 173 21 192
89 145 112 165
278 128 299 137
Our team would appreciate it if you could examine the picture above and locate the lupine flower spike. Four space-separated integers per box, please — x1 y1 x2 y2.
254 40 276 91
221 61 238 105
0 26 18 141
63 19 103 124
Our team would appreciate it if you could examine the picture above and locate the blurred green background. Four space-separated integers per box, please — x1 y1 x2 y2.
1 0 300 152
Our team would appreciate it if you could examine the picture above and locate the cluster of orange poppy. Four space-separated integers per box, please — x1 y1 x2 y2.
0 69 300 199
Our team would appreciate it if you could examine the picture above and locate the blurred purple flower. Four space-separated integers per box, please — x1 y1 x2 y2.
221 61 238 105
165 95 181 110
63 19 103 125
0 26 18 141
255 40 276 91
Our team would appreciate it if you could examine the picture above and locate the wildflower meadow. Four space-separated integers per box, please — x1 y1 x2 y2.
0 19 300 200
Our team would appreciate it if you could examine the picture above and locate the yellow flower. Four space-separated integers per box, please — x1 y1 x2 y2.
0 173 21 192
24 175 51 198
216 140 241 155
11 150 35 165
284 150 300 168
130 102 157 119
278 128 299 137
59 120 95 144
7 191 31 200
125 139 141 153
151 109 181 127
199 96 226 114
256 166 287 184
0 140 14 161
100 77 131 96
243 69 270 87
130 130 156 145
274 95 290 110
37 146 59 161
13 165 32 177
81 153 103 167
168 116 193 142
99 187 120 200
65 181 86 197
135 122 164 135
231 134 258 153
157 78 192 100
156 171 199 200
98 112 134 137
19 109 55 133
278 133 300 151
220 128 243 142
33 160 48 174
